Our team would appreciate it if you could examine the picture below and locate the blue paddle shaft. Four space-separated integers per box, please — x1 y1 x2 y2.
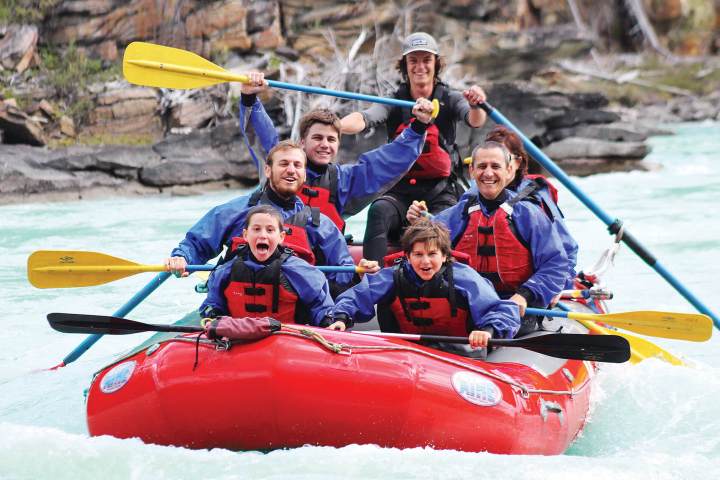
186 264 358 273
60 272 172 366
267 80 415 109
481 102 719 329
526 307 567 318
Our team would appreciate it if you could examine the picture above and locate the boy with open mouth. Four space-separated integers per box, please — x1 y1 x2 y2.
332 219 519 349
201 205 343 329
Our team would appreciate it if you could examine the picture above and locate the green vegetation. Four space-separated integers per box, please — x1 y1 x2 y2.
36 42 121 124
49 133 157 148
542 55 720 107
0 0 59 23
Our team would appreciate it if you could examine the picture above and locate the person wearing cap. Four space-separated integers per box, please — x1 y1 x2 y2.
406 140 569 336
340 32 488 264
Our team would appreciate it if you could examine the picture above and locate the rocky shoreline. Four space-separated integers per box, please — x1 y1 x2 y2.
4 81 719 206
2 0 719 205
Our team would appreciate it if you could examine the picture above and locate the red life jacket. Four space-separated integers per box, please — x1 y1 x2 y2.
388 83 457 181
223 247 311 324
298 165 345 233
454 194 533 296
388 260 470 336
526 174 559 203
394 120 451 179
523 174 563 221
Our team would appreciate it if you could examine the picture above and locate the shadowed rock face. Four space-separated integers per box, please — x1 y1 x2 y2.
8 0 715 201
0 121 258 204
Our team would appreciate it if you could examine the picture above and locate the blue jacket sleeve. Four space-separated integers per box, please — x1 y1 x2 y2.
199 261 233 316
334 267 396 323
282 257 336 326
513 203 570 306
553 216 578 289
305 214 356 287
535 189 578 289
337 126 424 216
238 95 280 171
170 195 250 265
432 198 470 245
452 263 520 338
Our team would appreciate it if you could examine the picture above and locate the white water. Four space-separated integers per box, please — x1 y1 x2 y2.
1 122 719 479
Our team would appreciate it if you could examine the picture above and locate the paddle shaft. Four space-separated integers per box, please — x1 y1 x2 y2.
480 102 719 329
127 59 416 109
58 272 171 367
48 313 629 363
356 331 512 345
34 264 361 274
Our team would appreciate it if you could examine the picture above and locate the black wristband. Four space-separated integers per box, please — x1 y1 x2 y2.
410 120 429 135
240 93 257 107
333 312 354 329
516 286 535 305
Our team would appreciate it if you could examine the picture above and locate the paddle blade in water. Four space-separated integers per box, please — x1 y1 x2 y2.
575 318 686 366
124 42 229 89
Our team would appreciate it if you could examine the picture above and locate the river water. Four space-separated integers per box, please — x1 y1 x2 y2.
1 122 718 479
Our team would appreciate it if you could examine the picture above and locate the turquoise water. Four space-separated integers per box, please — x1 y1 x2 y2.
1 122 719 479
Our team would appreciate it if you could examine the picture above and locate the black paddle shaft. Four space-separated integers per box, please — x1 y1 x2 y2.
47 313 631 363
47 313 204 335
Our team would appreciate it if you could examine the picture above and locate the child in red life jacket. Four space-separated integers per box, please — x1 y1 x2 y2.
332 219 520 348
200 205 344 329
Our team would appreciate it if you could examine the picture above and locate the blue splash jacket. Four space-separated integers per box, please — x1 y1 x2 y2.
334 260 520 339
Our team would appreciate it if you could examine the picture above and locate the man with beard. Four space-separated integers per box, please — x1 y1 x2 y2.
165 140 379 295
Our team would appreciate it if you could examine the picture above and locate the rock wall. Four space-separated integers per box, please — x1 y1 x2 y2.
0 120 257 204
2 0 718 202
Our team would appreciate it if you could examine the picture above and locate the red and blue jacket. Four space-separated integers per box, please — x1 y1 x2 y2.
433 189 569 307
200 247 335 326
334 260 520 339
238 95 426 226
170 187 356 289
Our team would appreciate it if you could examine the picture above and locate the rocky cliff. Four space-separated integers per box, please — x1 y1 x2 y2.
1 0 718 203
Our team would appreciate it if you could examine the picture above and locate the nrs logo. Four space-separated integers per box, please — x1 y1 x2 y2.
100 361 136 394
451 371 502 406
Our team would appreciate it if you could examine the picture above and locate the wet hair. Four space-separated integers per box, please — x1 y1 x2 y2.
485 126 529 188
298 108 342 141
265 139 306 167
396 54 445 84
401 219 452 260
244 204 284 231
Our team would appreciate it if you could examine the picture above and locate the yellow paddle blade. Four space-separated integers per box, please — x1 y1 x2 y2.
27 250 163 289
569 310 712 342
431 99 440 119
123 42 249 90
575 318 685 366
194 270 210 282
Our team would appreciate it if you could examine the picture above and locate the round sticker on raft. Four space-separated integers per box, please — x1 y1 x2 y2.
451 371 502 406
100 361 136 394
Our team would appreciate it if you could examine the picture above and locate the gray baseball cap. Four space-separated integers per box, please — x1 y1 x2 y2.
402 32 440 56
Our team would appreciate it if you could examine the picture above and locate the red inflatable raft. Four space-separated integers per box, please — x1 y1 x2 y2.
86 307 598 454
